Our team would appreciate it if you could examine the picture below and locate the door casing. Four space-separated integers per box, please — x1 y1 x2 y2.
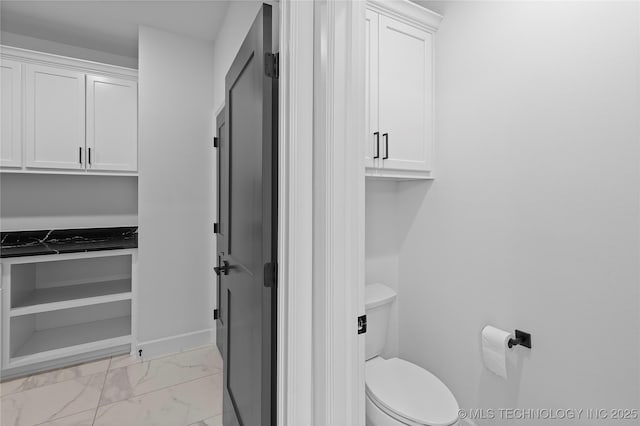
276 1 366 425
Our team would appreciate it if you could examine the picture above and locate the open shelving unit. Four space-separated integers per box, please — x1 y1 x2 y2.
1 250 137 373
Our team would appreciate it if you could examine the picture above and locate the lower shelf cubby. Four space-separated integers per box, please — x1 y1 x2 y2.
10 255 132 312
9 300 132 365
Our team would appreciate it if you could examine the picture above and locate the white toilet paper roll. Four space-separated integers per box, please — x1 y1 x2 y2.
482 325 513 379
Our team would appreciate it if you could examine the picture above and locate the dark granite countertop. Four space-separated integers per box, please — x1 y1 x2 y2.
0 227 138 258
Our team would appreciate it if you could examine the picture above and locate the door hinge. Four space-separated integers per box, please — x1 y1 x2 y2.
357 315 367 334
213 222 219 234
213 136 219 148
264 262 277 287
265 52 279 79
213 309 219 320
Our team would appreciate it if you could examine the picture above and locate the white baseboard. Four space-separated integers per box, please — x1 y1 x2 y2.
136 328 213 359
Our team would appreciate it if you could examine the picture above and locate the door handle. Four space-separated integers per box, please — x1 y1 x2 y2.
382 133 389 160
373 132 380 159
214 260 230 276
88 148 92 166
79 147 82 165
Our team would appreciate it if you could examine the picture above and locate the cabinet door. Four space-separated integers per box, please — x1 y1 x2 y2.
86 75 137 172
365 10 380 169
1 59 23 167
379 16 433 172
25 65 85 170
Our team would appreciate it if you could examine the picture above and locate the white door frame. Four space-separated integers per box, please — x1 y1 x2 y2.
276 1 314 425
277 0 366 425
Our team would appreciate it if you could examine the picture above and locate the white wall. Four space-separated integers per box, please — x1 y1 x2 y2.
0 174 138 231
212 0 262 112
137 26 215 355
0 31 137 68
382 1 640 421
365 180 404 358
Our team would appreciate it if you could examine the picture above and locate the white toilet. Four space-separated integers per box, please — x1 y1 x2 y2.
365 283 460 426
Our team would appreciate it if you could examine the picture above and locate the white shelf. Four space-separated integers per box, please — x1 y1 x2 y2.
11 279 132 316
365 168 435 180
11 315 131 361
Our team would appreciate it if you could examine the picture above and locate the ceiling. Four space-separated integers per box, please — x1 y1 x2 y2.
0 0 232 59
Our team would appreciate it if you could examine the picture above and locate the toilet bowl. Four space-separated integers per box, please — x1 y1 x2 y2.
365 284 459 426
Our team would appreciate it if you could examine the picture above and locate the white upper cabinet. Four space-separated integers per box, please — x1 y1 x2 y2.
379 16 433 172
365 1 442 180
1 59 22 167
0 46 138 175
365 9 380 169
86 75 138 172
25 64 86 170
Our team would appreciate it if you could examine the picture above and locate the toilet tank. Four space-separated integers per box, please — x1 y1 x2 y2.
365 283 397 360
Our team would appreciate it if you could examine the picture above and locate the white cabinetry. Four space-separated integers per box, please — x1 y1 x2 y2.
1 59 22 167
86 75 138 171
365 0 442 180
0 46 138 175
25 64 86 170
365 10 379 169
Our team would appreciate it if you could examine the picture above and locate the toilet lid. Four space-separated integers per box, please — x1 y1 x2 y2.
366 358 459 426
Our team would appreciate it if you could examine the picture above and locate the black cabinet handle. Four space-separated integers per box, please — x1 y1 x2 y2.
88 148 92 166
79 147 82 164
373 132 380 159
383 133 389 159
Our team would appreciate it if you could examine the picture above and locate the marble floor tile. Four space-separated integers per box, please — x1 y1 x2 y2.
0 377 29 398
188 414 223 426
94 374 222 426
1 359 110 397
109 346 222 371
100 346 220 405
33 410 96 426
0 373 105 426
210 347 223 371
108 353 142 370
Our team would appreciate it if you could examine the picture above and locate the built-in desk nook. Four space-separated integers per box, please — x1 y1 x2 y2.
0 228 137 380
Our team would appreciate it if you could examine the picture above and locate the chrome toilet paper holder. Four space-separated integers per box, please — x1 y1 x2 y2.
508 330 532 349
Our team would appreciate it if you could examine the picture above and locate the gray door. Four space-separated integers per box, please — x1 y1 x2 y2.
219 4 277 426
215 108 227 355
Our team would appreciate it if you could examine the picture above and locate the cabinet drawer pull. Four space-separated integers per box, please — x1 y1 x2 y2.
373 132 380 159
383 133 389 159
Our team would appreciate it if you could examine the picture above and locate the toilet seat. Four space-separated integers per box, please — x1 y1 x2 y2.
366 358 459 426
